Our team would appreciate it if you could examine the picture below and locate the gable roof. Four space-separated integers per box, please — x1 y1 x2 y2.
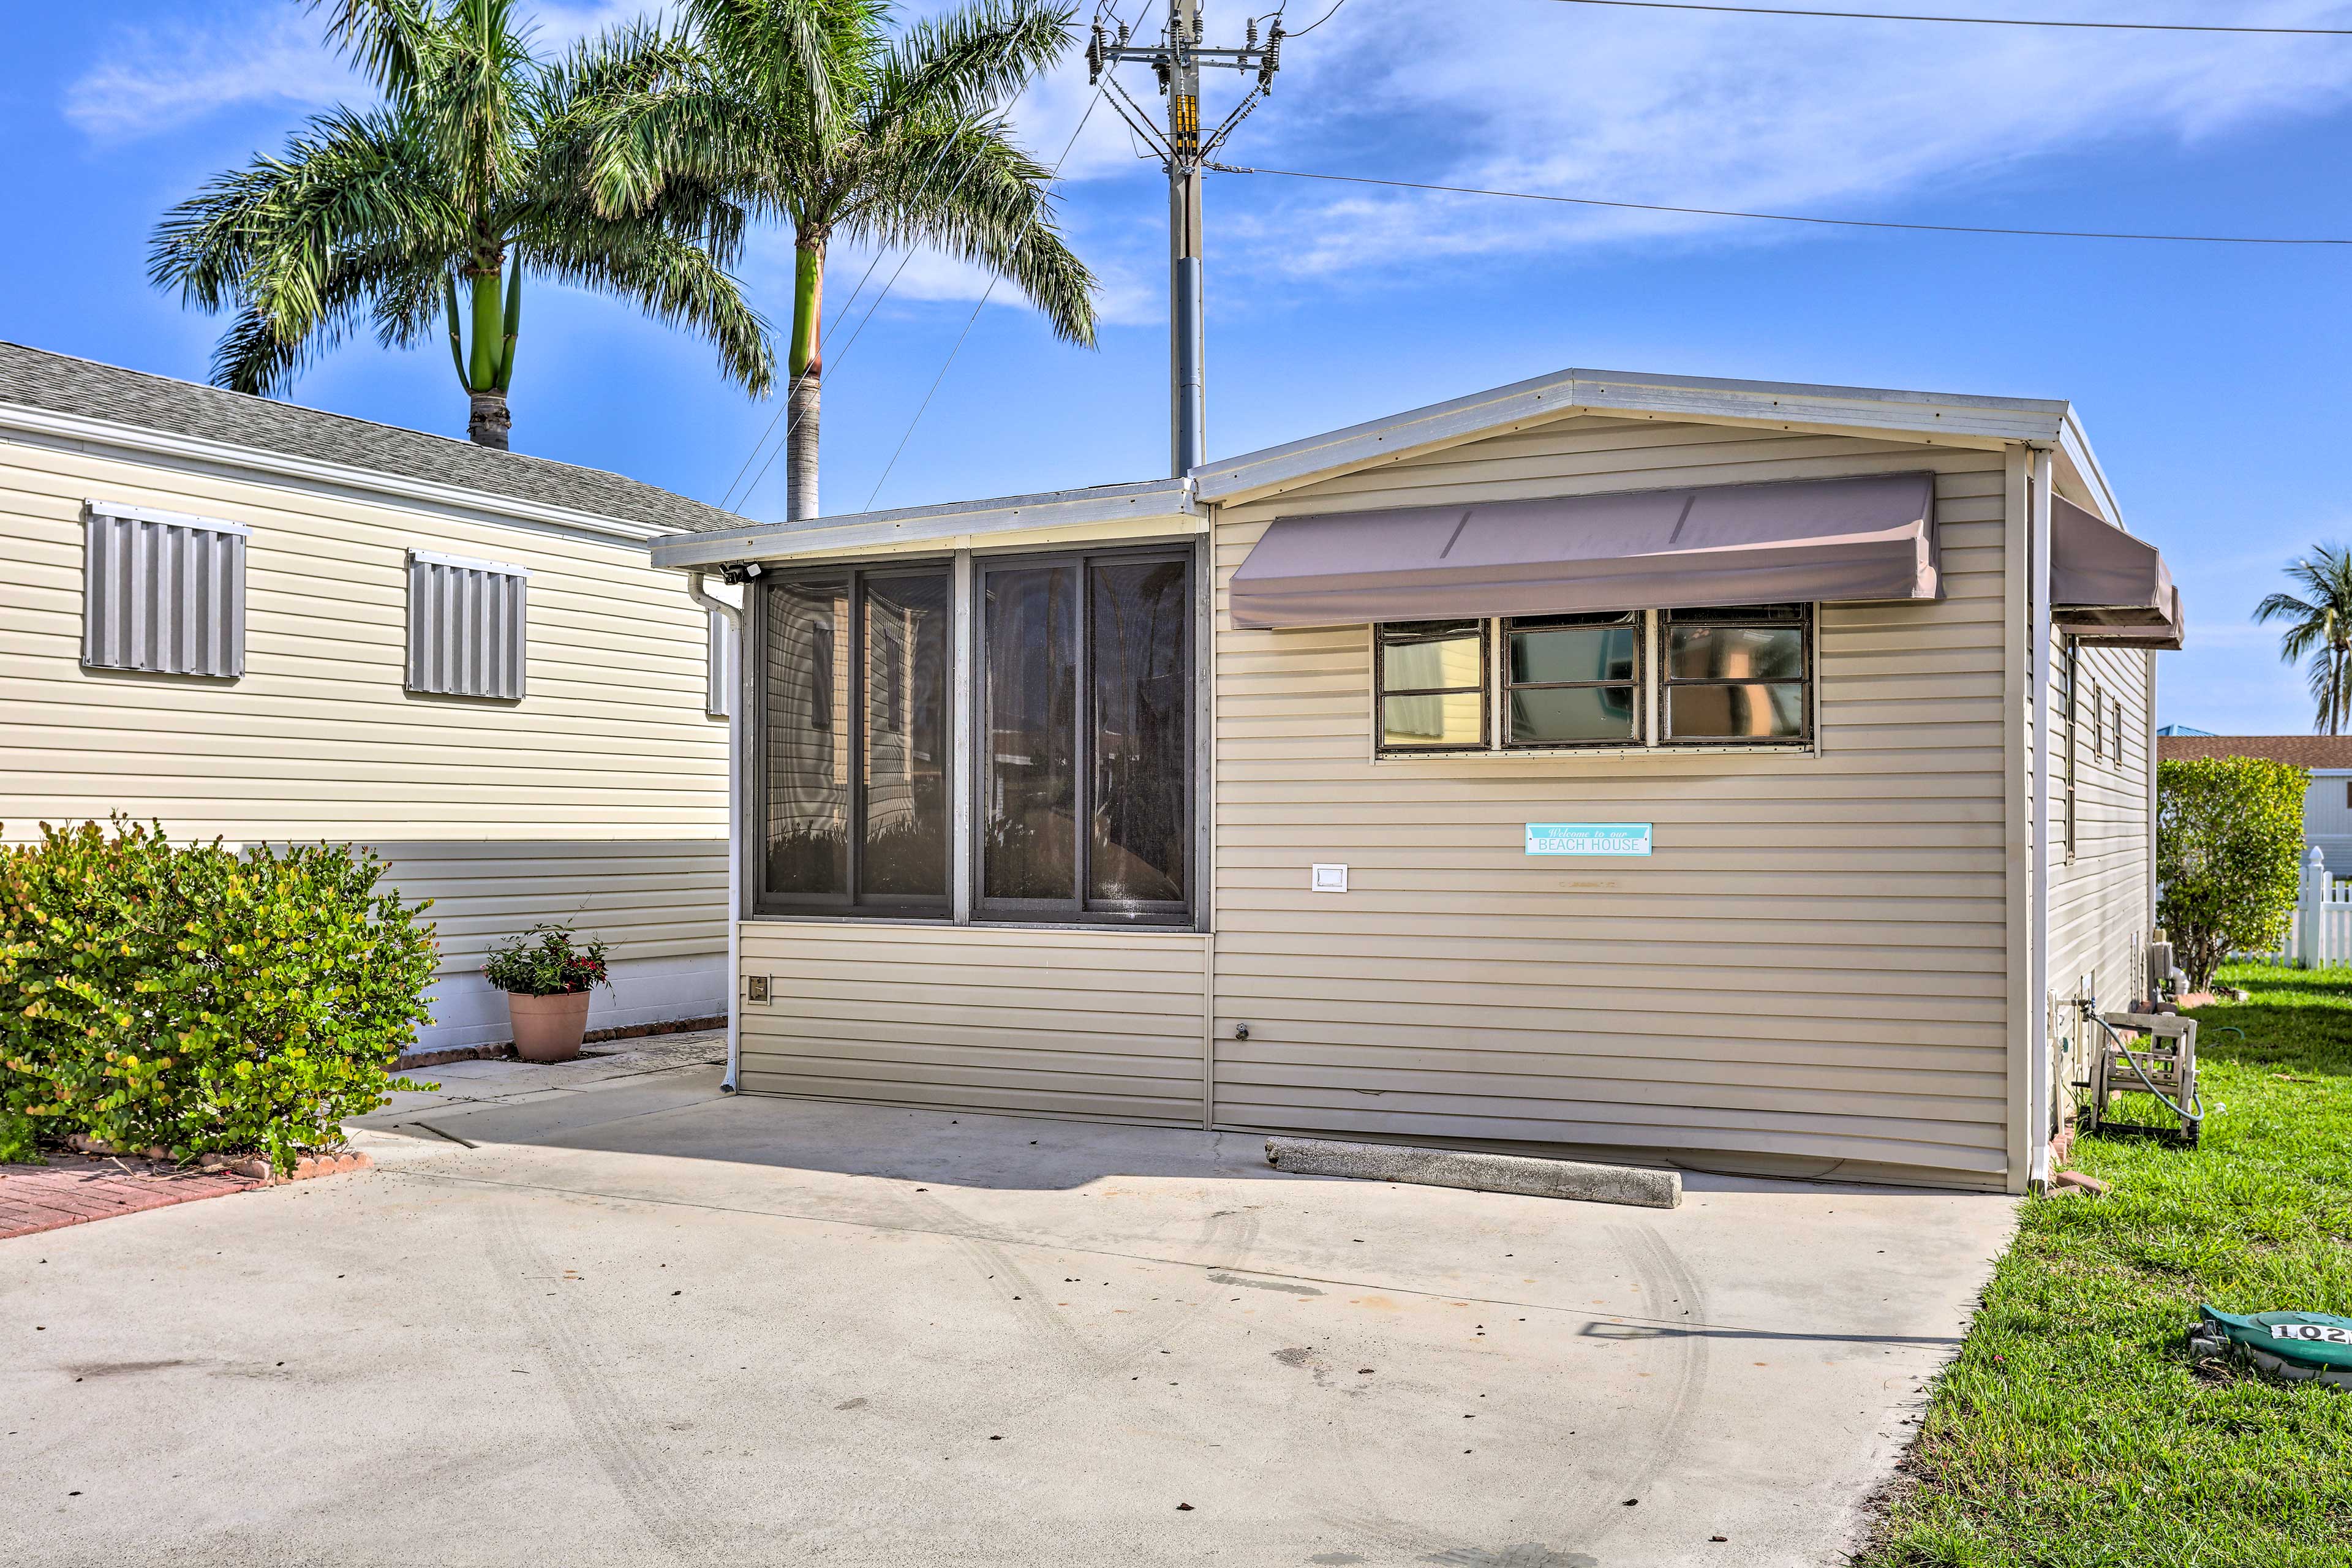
2158 735 2352 770
647 363 2124 571
1191 364 2121 527
0 341 747 539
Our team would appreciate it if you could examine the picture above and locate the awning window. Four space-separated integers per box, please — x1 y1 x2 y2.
1228 473 1938 630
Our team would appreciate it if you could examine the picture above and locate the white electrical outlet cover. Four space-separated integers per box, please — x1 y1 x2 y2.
1311 864 1348 893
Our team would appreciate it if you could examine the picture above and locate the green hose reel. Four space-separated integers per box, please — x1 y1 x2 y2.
2188 1306 2352 1389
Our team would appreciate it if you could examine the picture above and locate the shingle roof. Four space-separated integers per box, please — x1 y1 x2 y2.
0 341 748 535
2158 735 2352 769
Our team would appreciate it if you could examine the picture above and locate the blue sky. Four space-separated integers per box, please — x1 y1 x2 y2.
8 0 2352 731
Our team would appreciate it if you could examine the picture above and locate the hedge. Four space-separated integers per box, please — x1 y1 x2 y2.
0 819 438 1171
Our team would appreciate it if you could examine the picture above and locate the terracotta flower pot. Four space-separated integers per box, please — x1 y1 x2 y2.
506 989 592 1063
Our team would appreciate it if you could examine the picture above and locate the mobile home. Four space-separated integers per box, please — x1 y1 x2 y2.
652 367 2183 1193
0 342 738 1052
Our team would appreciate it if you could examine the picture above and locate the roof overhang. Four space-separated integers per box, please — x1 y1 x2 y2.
649 478 1199 570
0 398 683 548
1192 364 2124 526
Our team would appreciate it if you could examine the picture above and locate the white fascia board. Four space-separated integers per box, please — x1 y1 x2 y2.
1192 366 2075 506
410 548 529 578
650 478 1197 570
2053 405 2125 529
2 401 683 548
86 499 251 536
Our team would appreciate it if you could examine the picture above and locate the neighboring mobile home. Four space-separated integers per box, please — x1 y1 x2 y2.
2155 734 2352 877
0 342 744 1052
655 366 2182 1194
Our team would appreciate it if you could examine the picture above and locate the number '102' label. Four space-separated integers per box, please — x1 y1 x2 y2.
2270 1323 2352 1344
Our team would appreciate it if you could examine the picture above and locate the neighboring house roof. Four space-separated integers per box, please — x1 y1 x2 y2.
2156 723 2215 736
0 341 747 538
2158 735 2352 768
653 364 2117 570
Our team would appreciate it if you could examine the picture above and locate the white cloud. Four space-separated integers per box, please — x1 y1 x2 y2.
64 9 356 141
1177 0 2352 276
64 0 652 142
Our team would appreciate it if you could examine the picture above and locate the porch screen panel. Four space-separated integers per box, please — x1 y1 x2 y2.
861 571 951 902
763 578 851 899
1088 557 1190 907
981 564 1079 903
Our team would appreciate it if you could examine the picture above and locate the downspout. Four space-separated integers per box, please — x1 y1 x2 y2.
2027 450 2056 1191
687 568 743 1093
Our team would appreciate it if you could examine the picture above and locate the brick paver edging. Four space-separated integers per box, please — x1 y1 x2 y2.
0 1156 263 1242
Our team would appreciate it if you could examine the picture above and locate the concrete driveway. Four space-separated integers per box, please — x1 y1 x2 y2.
3 1052 2016 1567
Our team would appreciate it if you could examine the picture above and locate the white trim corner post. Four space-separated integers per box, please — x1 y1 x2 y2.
2028 447 2056 1193
687 568 745 1092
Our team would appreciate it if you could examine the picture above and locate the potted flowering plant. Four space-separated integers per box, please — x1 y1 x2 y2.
483 923 611 1063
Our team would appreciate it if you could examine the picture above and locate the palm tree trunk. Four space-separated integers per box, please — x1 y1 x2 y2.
469 389 512 450
464 260 512 449
786 238 824 521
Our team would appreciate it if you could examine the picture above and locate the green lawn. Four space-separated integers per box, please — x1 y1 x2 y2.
1862 963 2352 1568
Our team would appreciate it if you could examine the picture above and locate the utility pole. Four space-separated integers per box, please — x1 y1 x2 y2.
1090 1 1283 478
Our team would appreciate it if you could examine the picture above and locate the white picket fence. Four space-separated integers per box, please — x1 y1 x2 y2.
2242 846 2352 967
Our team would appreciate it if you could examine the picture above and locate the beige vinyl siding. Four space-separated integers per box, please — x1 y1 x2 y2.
0 432 725 842
2048 631 2154 1090
369 839 727 978
1209 415 2015 1185
737 923 1206 1123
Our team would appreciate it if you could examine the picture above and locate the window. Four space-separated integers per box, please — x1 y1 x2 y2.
2060 638 2079 859
406 550 527 699
81 501 247 679
759 568 950 913
2110 696 2125 764
979 550 1193 921
1505 612 1639 747
2089 679 2106 766
1662 605 1809 742
752 545 1194 925
1374 604 1812 755
1376 620 1487 750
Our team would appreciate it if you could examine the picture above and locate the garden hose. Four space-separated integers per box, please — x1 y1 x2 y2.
2089 1007 2206 1129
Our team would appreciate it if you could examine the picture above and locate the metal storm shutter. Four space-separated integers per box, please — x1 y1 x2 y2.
706 608 738 717
406 550 529 699
82 501 249 678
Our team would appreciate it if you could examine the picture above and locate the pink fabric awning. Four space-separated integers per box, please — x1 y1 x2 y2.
2051 497 2176 627
1228 473 1938 630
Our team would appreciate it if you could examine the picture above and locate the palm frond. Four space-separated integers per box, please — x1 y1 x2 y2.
843 115 1097 344
863 0 1074 135
521 220 777 394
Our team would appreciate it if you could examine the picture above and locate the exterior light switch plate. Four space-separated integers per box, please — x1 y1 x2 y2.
745 974 771 1004
1311 864 1348 894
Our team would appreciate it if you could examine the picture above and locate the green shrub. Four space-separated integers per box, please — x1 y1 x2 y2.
0 819 439 1172
482 922 611 996
2157 756 2309 991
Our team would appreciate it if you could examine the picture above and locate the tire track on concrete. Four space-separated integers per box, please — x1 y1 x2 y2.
1304 1218 1708 1567
477 1193 735 1566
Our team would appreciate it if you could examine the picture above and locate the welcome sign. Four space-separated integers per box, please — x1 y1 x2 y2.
1525 822 1653 857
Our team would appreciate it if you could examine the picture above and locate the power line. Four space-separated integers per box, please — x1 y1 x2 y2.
1532 0 2352 35
1212 162 2352 243
1284 0 1352 34
863 89 1111 513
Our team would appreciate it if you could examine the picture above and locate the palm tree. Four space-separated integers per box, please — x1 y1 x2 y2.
149 0 774 449
2255 545 2352 734
584 0 1097 518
